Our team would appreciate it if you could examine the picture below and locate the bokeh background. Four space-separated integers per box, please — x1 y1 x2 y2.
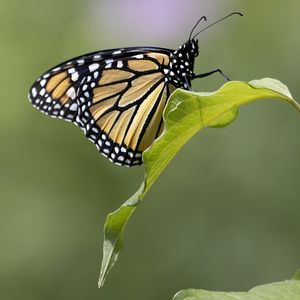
1 0 299 299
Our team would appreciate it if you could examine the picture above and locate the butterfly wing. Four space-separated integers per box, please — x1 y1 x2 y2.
28 62 80 122
28 47 177 166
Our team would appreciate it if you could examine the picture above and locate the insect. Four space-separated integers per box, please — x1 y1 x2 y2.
28 12 242 167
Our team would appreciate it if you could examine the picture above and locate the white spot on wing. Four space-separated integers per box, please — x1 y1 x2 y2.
133 54 143 59
53 67 61 72
89 63 99 72
32 88 37 97
68 68 75 74
40 79 46 87
128 152 134 158
113 50 122 55
69 103 77 111
71 72 79 81
67 87 76 99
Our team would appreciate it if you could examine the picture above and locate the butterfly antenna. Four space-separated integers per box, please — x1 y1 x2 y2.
189 16 207 40
192 12 243 39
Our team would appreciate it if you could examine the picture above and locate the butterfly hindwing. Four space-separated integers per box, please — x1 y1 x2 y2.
76 51 175 166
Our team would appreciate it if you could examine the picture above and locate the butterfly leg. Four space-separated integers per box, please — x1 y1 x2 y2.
193 69 230 81
184 77 192 91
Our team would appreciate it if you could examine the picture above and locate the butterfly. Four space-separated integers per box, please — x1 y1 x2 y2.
28 12 242 167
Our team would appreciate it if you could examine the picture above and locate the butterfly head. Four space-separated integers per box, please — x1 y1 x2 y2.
168 12 243 90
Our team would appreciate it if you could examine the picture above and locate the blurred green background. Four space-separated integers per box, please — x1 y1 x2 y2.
1 0 299 299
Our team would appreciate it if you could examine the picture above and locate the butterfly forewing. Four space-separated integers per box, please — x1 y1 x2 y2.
28 47 177 166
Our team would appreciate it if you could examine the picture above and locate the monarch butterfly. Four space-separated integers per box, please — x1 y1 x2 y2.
28 12 242 167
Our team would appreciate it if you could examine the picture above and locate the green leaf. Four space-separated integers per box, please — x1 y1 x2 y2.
173 278 300 300
98 78 300 287
98 183 144 286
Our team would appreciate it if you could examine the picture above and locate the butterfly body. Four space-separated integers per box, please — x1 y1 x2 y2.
29 39 200 166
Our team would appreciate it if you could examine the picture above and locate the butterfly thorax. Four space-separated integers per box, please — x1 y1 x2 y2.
166 39 199 89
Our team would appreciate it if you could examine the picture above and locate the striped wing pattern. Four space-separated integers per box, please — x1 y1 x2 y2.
28 48 177 166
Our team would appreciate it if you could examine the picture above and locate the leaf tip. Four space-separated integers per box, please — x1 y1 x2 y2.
249 78 293 99
98 276 105 288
